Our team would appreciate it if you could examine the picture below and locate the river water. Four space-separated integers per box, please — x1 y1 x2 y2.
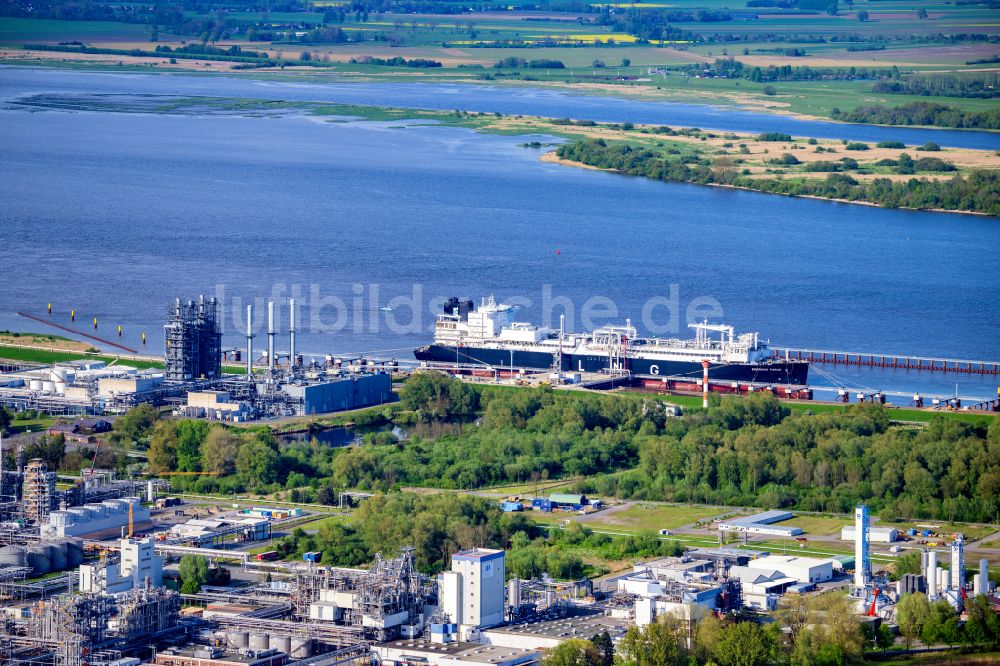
1 67 998 401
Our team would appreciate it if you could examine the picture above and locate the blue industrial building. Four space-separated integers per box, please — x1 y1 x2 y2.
283 372 392 415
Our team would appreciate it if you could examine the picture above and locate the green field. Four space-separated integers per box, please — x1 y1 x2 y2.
0 17 153 44
586 503 727 531
0 345 248 374
777 513 852 536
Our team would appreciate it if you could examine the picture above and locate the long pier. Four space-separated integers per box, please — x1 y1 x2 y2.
772 347 1000 375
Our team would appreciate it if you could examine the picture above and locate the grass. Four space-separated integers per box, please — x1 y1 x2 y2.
0 344 251 375
0 17 153 44
586 503 726 532
7 415 56 434
777 513 852 536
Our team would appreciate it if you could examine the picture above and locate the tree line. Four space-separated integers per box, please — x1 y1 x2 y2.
556 138 1000 216
42 374 1000 526
873 73 1000 99
831 102 1000 129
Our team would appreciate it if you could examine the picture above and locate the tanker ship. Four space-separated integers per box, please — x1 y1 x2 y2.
414 297 808 384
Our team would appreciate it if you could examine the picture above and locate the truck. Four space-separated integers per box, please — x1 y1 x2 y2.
255 551 280 562
303 551 323 562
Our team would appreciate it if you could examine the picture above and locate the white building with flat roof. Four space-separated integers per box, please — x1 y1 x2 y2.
732 555 834 587
717 511 802 537
439 548 505 640
841 526 898 543
79 537 162 595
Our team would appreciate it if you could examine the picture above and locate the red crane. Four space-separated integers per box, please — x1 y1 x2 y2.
866 588 880 617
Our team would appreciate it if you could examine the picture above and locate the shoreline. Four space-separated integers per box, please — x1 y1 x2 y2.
542 150 992 217
2 61 998 135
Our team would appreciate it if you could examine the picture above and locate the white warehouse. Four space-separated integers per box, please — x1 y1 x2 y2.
717 511 803 537
841 526 898 543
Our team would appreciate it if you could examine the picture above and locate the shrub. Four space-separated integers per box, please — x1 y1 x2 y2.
758 132 792 141
876 140 905 149
918 142 941 151
845 142 870 151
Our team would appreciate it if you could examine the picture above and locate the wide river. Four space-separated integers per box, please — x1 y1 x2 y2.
1 67 998 401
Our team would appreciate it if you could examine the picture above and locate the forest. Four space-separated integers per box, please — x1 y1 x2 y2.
556 138 1000 216
831 102 1000 129
15 373 997 526
873 73 1000 99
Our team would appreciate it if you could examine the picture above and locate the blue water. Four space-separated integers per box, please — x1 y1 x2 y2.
2 67 999 149
1 68 998 402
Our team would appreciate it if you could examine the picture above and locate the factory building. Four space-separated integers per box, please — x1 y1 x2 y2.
155 646 288 666
80 536 163 595
634 556 714 583
376 640 539 666
730 555 835 609
439 548 506 640
283 373 392 415
841 526 898 543
41 496 148 538
183 390 249 421
170 517 271 545
717 510 803 537
482 614 631 651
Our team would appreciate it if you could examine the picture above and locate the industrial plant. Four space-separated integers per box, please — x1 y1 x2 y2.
0 484 992 666
0 296 393 420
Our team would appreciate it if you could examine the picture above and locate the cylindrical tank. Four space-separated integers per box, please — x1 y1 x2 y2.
51 367 68 381
269 635 291 653
249 633 269 650
65 539 83 567
48 541 67 571
508 578 521 609
25 545 52 576
0 545 28 568
226 632 249 649
290 638 313 658
28 379 42 391
41 380 56 393
53 380 66 395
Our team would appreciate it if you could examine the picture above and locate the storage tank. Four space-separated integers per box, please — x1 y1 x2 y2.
53 380 66 395
48 540 68 571
290 638 313 658
0 545 28 569
65 539 83 567
226 632 249 649
26 545 52 576
28 379 43 391
41 380 56 393
51 367 69 381
248 633 269 650
269 635 291 653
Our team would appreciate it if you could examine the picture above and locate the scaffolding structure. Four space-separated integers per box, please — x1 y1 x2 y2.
291 548 435 643
20 583 181 666
164 296 222 383
22 459 55 525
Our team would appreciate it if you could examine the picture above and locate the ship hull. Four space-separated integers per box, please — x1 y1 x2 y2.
414 344 808 384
